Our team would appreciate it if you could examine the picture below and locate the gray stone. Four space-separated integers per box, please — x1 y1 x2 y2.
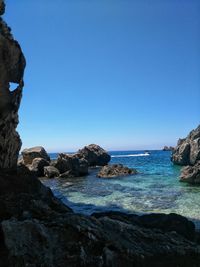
98 164 137 178
190 138 200 165
172 142 190 165
21 146 50 165
44 166 60 178
54 153 88 177
172 126 200 184
78 144 111 166
172 125 200 166
180 161 200 184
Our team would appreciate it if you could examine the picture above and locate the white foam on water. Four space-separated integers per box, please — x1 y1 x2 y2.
111 153 150 158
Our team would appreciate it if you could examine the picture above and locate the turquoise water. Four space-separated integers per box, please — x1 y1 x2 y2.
42 150 200 227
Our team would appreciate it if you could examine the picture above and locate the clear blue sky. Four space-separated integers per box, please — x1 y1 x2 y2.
5 0 200 152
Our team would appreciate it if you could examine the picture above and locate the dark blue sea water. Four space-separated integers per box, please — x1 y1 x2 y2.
41 150 200 227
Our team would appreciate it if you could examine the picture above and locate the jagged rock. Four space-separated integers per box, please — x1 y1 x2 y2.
172 142 191 165
0 0 25 171
53 153 88 177
98 164 137 178
180 161 200 184
190 138 200 165
172 125 200 166
21 146 50 165
172 126 200 184
78 144 111 166
44 166 60 178
28 157 49 177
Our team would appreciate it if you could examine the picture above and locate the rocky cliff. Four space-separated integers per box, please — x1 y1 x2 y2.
1 2 200 266
172 125 200 166
0 0 25 171
172 125 200 184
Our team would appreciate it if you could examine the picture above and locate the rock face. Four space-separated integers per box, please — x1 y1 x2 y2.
53 153 88 178
0 1 26 171
78 144 111 166
180 161 200 184
172 125 200 166
98 164 137 178
172 125 200 184
21 146 50 165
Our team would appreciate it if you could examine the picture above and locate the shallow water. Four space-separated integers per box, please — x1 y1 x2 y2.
42 150 200 228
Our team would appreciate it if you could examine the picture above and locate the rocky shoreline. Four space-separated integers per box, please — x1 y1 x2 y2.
1 168 200 267
1 1 200 266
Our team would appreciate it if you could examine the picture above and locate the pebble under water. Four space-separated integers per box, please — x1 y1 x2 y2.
42 150 200 228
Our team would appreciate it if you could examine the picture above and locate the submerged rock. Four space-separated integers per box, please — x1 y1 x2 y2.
78 144 111 166
21 146 50 165
98 164 137 178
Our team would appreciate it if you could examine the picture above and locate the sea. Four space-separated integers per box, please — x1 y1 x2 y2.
41 150 200 228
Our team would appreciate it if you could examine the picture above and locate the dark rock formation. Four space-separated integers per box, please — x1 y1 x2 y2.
0 1 25 171
180 161 200 184
78 144 111 166
28 157 49 177
163 146 174 151
172 125 200 184
98 164 137 178
172 125 200 166
44 166 60 178
53 153 88 178
21 146 50 165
